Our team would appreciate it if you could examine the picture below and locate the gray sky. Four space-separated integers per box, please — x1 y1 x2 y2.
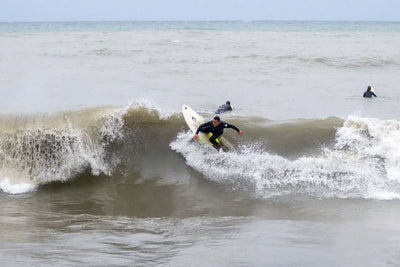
2 0 400 22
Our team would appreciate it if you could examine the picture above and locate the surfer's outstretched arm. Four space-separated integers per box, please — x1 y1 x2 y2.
223 123 243 135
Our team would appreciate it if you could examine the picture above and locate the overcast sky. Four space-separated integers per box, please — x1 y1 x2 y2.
2 0 400 22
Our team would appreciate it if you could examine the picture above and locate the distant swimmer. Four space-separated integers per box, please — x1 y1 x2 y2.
363 85 377 98
194 116 243 151
215 101 233 114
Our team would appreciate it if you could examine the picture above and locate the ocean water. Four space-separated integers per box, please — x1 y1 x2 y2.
1 21 400 266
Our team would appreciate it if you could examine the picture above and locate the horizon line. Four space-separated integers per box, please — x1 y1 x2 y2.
1 19 400 23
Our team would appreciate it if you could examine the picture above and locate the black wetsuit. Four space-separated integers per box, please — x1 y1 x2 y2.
195 120 240 146
215 104 233 114
363 90 377 98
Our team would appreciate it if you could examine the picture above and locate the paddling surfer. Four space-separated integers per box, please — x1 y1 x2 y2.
215 101 233 114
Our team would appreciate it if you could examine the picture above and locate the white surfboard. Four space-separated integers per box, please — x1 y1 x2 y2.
182 104 224 153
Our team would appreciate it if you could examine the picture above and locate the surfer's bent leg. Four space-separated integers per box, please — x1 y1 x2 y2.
209 134 221 147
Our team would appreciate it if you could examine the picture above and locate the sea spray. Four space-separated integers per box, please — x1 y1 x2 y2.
171 115 400 200
0 106 128 193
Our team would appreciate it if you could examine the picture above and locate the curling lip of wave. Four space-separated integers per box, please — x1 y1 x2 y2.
0 106 128 193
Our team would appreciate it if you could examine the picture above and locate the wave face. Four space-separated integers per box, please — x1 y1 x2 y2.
1 104 400 200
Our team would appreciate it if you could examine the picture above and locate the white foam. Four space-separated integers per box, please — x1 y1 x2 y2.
0 177 36 194
0 106 129 192
171 116 400 200
337 116 400 180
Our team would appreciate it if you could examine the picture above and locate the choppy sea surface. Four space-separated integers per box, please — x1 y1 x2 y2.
1 21 400 266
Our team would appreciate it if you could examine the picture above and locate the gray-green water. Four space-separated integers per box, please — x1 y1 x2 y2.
1 21 400 266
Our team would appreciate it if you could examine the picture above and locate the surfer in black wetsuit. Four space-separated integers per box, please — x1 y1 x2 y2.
194 116 243 150
215 101 233 114
363 85 377 98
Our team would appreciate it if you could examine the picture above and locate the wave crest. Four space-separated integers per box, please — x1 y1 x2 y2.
0 106 128 193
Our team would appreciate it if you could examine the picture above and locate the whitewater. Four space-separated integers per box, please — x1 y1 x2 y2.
1 21 400 266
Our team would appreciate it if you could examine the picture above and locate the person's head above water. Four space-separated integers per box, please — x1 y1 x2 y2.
213 116 221 127
367 85 372 91
226 101 231 105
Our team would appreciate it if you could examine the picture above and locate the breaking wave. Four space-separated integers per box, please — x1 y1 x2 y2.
0 106 127 193
171 115 400 200
1 103 400 200
0 103 180 194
